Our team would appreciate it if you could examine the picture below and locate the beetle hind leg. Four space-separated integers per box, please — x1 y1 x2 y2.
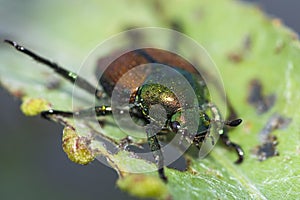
4 40 103 99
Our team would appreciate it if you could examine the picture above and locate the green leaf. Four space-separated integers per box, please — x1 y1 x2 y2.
1 0 300 199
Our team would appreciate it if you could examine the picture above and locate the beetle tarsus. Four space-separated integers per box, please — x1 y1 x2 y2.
220 133 244 164
233 143 244 164
158 168 168 183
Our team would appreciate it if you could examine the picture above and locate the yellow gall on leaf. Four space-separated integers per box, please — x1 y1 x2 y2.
117 174 169 199
20 97 51 116
62 126 95 165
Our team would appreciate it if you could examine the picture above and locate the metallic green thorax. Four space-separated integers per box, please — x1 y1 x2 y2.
137 83 180 116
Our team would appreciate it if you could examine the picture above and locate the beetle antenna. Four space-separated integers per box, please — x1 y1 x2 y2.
211 118 242 127
225 118 242 127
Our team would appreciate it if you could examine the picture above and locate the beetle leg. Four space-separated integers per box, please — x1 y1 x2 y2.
4 40 103 99
41 105 113 120
41 110 73 120
76 106 113 116
145 127 167 182
220 131 244 164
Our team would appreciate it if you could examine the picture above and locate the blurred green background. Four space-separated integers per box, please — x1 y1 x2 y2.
0 0 299 199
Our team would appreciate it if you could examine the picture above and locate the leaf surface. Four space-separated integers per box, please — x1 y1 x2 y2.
1 0 299 199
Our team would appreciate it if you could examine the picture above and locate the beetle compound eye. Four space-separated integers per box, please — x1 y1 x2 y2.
170 121 181 133
71 28 227 175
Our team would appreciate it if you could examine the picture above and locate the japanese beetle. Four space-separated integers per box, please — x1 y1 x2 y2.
4 37 244 182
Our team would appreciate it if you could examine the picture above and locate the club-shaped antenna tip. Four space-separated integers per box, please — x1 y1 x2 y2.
226 118 242 127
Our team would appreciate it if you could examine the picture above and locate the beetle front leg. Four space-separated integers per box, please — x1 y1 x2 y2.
220 131 244 164
41 105 113 121
146 127 167 182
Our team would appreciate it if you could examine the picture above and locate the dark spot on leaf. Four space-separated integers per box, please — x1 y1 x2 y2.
259 113 292 142
41 72 62 90
252 135 279 161
228 53 244 63
252 113 291 161
247 79 276 114
227 35 252 63
46 77 61 90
